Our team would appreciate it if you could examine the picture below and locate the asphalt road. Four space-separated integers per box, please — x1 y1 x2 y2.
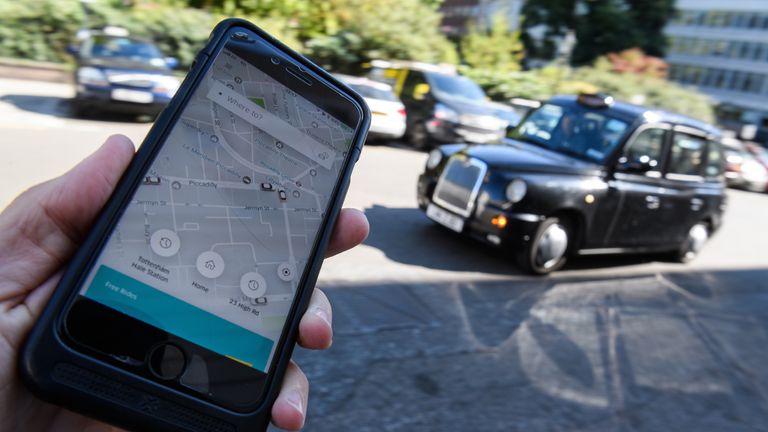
1 78 767 431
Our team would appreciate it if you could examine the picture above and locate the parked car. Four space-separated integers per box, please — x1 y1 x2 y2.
417 94 726 275
69 27 180 117
335 74 406 140
722 139 768 192
367 61 507 149
744 142 768 192
487 101 522 131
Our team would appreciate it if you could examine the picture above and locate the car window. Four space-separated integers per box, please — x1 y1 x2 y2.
426 73 487 103
509 103 630 163
668 133 706 176
82 36 164 63
705 140 724 177
622 127 666 170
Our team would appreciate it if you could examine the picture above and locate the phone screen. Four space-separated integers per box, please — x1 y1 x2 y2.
65 33 359 407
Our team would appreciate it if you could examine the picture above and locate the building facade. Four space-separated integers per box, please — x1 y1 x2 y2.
665 0 768 140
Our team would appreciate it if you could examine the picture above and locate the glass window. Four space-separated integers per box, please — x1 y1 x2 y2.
622 127 666 170
713 69 726 88
81 36 164 64
426 73 487 103
740 42 751 58
668 133 706 176
509 103 630 163
749 14 760 28
694 11 706 26
705 140 724 177
727 41 740 58
702 68 716 87
743 73 755 92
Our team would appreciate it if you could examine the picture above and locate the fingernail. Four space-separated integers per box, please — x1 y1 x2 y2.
311 306 331 327
286 389 304 415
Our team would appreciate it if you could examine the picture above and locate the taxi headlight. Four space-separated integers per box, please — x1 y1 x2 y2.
505 179 527 203
77 67 109 86
426 149 443 169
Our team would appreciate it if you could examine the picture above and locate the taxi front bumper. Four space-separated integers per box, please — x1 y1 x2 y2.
417 173 542 250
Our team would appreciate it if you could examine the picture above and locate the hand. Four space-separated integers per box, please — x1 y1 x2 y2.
0 135 369 431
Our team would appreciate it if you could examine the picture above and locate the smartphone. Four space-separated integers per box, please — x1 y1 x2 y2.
20 19 369 431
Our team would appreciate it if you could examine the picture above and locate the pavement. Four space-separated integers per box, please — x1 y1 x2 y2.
1 77 767 431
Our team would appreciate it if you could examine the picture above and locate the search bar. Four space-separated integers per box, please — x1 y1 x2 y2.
206 81 333 170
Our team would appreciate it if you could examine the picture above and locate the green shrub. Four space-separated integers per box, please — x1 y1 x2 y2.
0 0 85 62
0 0 217 68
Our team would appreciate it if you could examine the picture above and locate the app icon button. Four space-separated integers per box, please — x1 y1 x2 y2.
277 263 296 282
196 251 224 279
240 271 267 298
150 229 180 257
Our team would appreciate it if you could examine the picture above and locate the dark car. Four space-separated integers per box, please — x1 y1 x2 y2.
69 29 181 117
417 94 726 275
368 62 507 149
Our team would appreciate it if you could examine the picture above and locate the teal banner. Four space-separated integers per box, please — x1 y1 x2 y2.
85 265 274 371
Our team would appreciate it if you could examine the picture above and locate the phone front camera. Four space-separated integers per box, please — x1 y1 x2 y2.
270 57 280 65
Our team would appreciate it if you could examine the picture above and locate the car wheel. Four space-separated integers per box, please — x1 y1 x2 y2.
675 222 709 263
408 122 430 150
516 217 570 275
69 99 90 118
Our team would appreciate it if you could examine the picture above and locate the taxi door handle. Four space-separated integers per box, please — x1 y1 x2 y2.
645 195 660 210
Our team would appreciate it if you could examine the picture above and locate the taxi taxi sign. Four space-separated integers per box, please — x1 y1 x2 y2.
577 93 614 108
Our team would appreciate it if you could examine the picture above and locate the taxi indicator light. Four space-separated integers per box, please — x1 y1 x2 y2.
491 215 508 229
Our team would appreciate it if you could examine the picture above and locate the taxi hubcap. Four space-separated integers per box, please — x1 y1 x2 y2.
536 223 568 269
684 224 708 260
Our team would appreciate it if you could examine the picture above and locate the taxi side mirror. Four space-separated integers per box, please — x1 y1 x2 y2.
413 83 430 101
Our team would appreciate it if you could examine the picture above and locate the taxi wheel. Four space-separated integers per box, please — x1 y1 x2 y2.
674 222 709 263
408 122 430 150
516 217 570 275
69 100 90 118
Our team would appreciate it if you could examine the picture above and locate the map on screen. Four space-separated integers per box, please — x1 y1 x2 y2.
80 48 356 372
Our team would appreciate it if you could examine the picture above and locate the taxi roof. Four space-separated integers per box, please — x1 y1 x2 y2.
547 95 721 137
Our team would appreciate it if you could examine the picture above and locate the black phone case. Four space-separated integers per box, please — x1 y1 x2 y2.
19 18 370 432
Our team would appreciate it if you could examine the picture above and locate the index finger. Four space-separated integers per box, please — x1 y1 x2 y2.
324 208 369 258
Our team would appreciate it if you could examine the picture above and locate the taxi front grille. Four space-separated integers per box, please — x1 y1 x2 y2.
432 157 487 218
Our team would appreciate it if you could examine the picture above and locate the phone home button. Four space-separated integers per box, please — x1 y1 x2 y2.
148 343 187 380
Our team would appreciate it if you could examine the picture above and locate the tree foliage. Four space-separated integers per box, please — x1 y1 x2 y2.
463 63 714 124
460 13 523 72
522 0 677 65
301 0 457 73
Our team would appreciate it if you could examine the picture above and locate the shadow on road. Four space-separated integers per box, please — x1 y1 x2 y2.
299 267 768 431
363 204 668 275
0 94 149 123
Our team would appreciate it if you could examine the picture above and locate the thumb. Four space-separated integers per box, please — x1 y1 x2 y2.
0 135 135 305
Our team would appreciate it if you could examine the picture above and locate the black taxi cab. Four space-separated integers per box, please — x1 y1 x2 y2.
417 94 726 274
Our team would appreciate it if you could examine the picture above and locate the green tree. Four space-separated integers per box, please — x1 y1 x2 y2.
460 13 524 71
303 0 457 72
626 0 677 57
522 0 677 65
